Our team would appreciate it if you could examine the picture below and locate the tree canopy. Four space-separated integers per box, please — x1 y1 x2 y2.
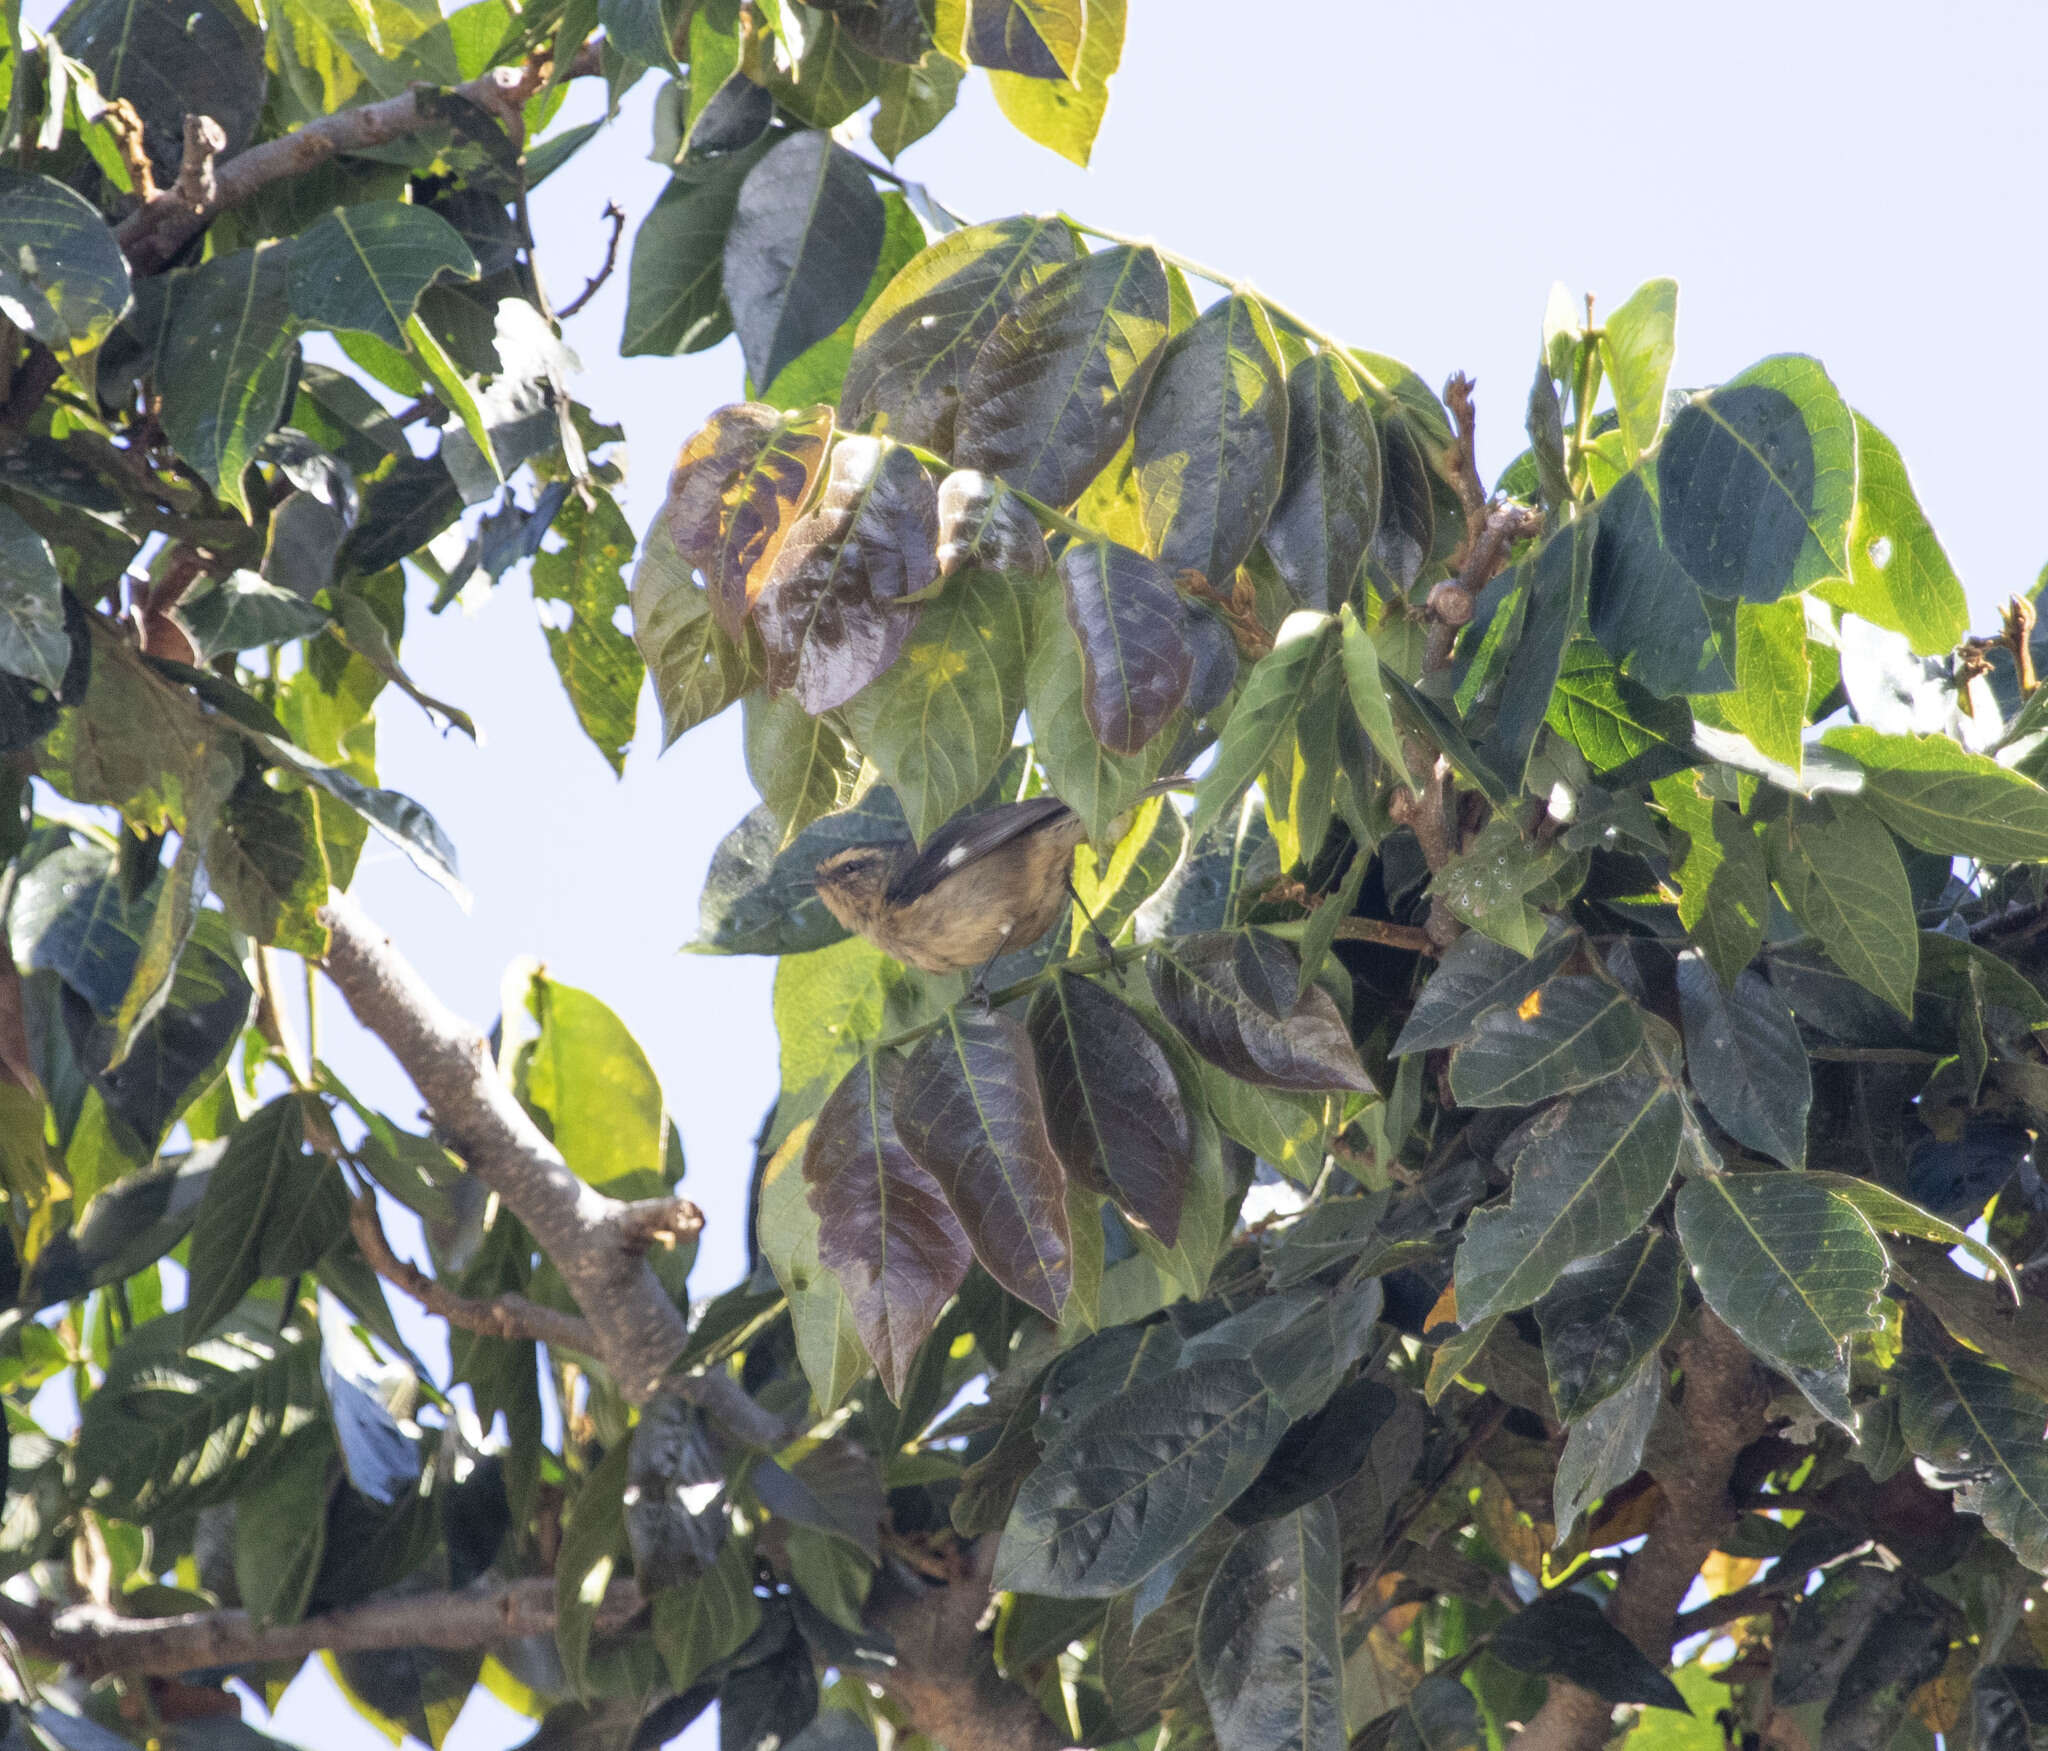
3 8 2048 1751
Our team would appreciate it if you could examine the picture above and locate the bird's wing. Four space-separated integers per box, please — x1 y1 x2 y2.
884 797 1078 905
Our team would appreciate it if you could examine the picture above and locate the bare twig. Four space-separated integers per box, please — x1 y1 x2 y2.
0 1577 644 1681
170 115 227 211
103 99 157 202
348 1193 598 1355
115 39 608 274
555 201 628 319
1442 373 1489 568
1514 1313 1769 1751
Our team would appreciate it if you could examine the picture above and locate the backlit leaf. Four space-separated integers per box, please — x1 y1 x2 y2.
1597 278 1677 463
987 0 1123 166
633 517 763 748
964 0 1081 77
1545 638 1696 787
1654 774 1767 987
513 969 666 1197
1829 411 1968 657
1190 610 1333 840
532 486 643 775
1825 725 2048 865
759 1120 869 1412
0 168 131 366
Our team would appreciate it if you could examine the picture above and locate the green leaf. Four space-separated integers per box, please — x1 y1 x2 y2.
1191 611 1334 839
1545 638 1695 787
514 968 667 1197
1196 1501 1344 1751
1132 292 1288 588
173 571 331 661
405 310 497 481
956 243 1171 509
840 565 1028 841
1552 1354 1661 1544
760 5 882 127
532 486 643 775
0 167 131 370
1491 1586 1687 1711
205 769 330 956
1454 1076 1684 1323
76 1306 324 1521
1899 1349 2048 1572
1674 1171 1889 1430
651 1533 761 1692
598 0 681 70
1057 534 1193 755
184 1095 346 1343
1446 975 1644 1109
108 833 203 1063
1717 594 1810 772
1026 589 1173 843
760 188 924 411
1431 818 1565 956
1808 1172 2016 1300
59 0 266 181
1654 774 1767 986
0 497 68 692
157 243 299 518
1764 795 1918 1015
287 202 477 347
1588 465 1731 699
1676 952 1810 1167
1352 1674 1481 1751
1536 1228 1683 1422
1266 353 1380 613
632 514 762 748
936 469 1051 578
555 1437 630 1698
1393 925 1576 1056
234 1430 332 1627
1150 930 1374 1095
994 1355 1292 1597
872 52 963 161
620 146 763 358
755 434 936 713
841 215 1077 453
746 691 855 846
775 934 902 1118
1827 412 1968 656
760 1119 869 1410
1597 278 1677 462
896 1008 1071 1320
802 1054 970 1404
723 130 885 391
1487 516 1593 789
1657 354 1856 603
987 0 1123 166
1824 725 2048 864
964 0 1082 77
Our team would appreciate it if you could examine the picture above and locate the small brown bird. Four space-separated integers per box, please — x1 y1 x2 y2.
812 796 1091 976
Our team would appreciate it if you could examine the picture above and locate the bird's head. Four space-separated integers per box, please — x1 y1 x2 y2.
812 844 900 933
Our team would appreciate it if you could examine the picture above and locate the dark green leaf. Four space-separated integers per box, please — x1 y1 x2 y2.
1811 1173 2014 1297
759 187 925 411
755 435 935 713
1535 1229 1683 1422
1587 466 1730 699
1195 1501 1344 1751
693 786 906 956
157 243 299 517
1675 1171 1888 1430
1830 411 1967 657
0 168 131 368
1491 1588 1686 1710
1028 972 1191 1243
964 0 1082 78
1264 352 1380 612
802 1054 971 1403
746 692 855 846
1487 516 1592 789
634 516 762 749
1150 930 1374 1094
1057 534 1192 754
1132 293 1288 588
1393 926 1576 1056
840 564 1028 840
723 131 885 391
599 0 682 70
956 243 1170 508
205 769 330 956
0 498 68 692
173 571 331 662
652 1533 762 1692
1676 952 1810 1167
1552 1354 1661 1544
760 7 880 128
896 1008 1070 1320
872 53 963 161
287 203 477 347
1026 587 1173 843
621 146 765 358
1446 976 1644 1108
1654 774 1767 986
1368 410 1434 592
555 1438 630 1697
1657 355 1855 603
994 1355 1292 1597
1351 1674 1480 1751
60 0 265 180
1597 278 1676 462
1899 1350 2048 1572
1545 639 1696 786
1825 725 2048 864
841 215 1077 453
233 1431 332 1627
1454 1076 1684 1323
532 486 643 775
1764 796 1918 1015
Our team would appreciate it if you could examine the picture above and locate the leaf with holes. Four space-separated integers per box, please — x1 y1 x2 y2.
1150 931 1374 1095
532 487 642 775
803 1053 971 1403
1454 1076 1683 1323
1675 1171 1888 1430
754 436 935 713
1028 972 1191 1243
1831 411 1967 657
957 243 1170 508
896 1008 1070 1319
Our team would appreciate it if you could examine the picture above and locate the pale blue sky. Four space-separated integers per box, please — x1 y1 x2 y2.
31 2 2048 1747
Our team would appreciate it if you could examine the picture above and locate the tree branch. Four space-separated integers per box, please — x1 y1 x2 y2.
348 1192 599 1354
1513 1312 1768 1751
115 40 607 275
316 892 687 1402
555 202 628 319
0 1578 643 1681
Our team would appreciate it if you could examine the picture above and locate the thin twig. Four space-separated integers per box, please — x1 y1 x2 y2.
555 201 628 319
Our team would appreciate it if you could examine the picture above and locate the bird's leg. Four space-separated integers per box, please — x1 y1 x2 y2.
964 948 1004 1009
1067 879 1121 966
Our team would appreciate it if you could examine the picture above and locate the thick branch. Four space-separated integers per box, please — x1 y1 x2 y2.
114 41 606 274
863 1540 1067 1751
316 893 686 1401
1513 1312 1768 1751
349 1194 598 1354
0 1578 643 1681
